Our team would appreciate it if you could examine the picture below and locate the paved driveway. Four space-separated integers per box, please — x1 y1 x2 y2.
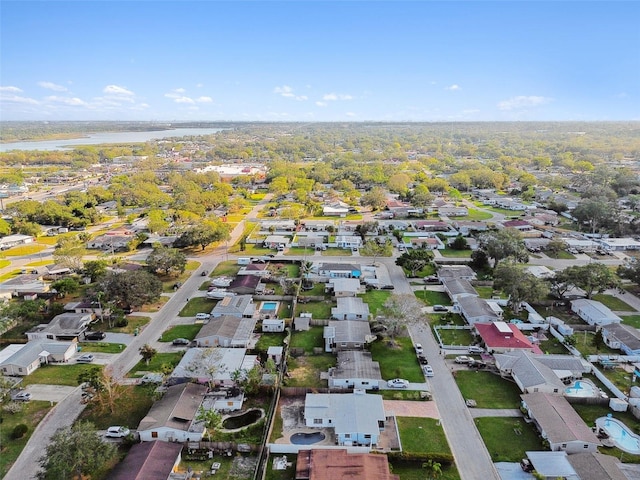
384 399 440 419
24 384 76 403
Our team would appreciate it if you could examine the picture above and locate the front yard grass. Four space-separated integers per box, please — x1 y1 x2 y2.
396 416 452 456
460 208 493 221
129 352 184 376
180 297 218 317
475 417 545 462
107 315 150 334
78 342 127 353
439 249 472 258
159 324 203 342
433 327 474 347
0 400 53 478
622 315 640 329
358 290 391 315
79 384 156 430
455 371 522 409
369 336 423 383
592 294 636 312
211 260 242 277
22 363 102 387
389 460 460 480
321 248 353 256
546 250 575 260
414 290 451 306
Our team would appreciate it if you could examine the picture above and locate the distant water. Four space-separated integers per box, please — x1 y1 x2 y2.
0 127 226 152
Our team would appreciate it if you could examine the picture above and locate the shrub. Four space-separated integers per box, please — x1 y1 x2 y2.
11 423 28 439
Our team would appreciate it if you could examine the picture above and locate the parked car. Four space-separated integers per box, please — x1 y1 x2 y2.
195 313 211 320
84 331 106 340
13 391 32 402
418 355 429 365
423 365 434 377
77 354 95 363
433 305 449 312
455 355 472 364
105 426 130 438
468 360 487 369
380 284 395 290
387 378 409 389
415 343 424 355
424 275 441 284
140 373 164 385
172 338 190 346
468 346 485 354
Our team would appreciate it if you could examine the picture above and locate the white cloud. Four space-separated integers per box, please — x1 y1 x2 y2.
196 96 213 103
0 86 23 93
274 85 307 101
174 87 186 93
498 95 552 110
45 96 87 106
174 96 195 104
322 93 353 101
38 81 67 92
345 112 356 117
0 93 38 105
445 84 461 91
316 101 327 107
103 85 134 96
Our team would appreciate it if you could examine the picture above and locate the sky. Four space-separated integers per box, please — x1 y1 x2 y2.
1 1 639 122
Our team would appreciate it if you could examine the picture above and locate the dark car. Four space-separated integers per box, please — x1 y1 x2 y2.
380 284 395 290
433 305 449 312
172 338 190 346
85 331 106 340
418 355 429 365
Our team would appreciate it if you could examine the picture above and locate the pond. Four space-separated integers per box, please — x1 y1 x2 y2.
290 432 326 445
221 408 263 430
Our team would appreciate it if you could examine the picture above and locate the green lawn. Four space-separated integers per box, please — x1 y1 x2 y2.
434 327 474 347
0 259 10 269
79 384 156 430
474 286 506 299
180 297 218 317
78 342 127 353
390 461 460 480
622 315 640 329
159 324 203 341
285 354 335 387
298 283 325 297
439 249 473 258
358 290 392 315
455 371 522 409
475 417 545 462
592 294 636 312
129 352 184 376
211 260 242 277
294 301 332 319
289 326 323 353
429 312 466 326
107 315 150 334
254 332 287 353
414 290 451 306
0 401 53 478
2 244 47 256
22 363 102 387
396 416 452 456
572 331 620 357
321 248 353 256
545 250 575 260
538 336 569 354
460 208 493 221
369 336 423 382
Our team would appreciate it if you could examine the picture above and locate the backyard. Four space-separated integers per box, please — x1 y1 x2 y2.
454 371 522 409
475 417 544 462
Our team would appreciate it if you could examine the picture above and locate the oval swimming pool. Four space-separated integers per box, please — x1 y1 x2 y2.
290 432 325 445
597 416 640 454
564 379 598 398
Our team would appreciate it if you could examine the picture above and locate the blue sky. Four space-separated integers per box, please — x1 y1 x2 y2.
1 1 639 122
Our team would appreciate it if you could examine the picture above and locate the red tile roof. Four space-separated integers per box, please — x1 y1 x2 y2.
475 322 542 353
296 449 399 480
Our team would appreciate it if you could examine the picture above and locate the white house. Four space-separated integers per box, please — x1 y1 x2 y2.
304 392 388 447
0 234 34 250
210 295 256 319
571 299 622 326
457 296 501 325
0 341 76 376
262 318 285 332
325 278 363 297
170 348 258 387
324 320 374 352
26 312 93 341
327 351 383 390
331 297 370 321
137 383 208 442
193 315 257 348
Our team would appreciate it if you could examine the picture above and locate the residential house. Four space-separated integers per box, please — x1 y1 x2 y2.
227 275 261 294
0 274 49 295
452 220 489 235
295 449 399 480
442 278 478 303
108 441 183 480
457 296 501 325
437 265 476 281
598 237 640 251
519 451 579 480
303 392 387 447
137 383 208 442
566 452 632 480
318 263 361 279
26 312 93 341
0 341 76 376
409 236 445 250
323 203 350 217
601 323 640 355
0 234 34 250
300 220 335 232
262 318 285 332
571 299 622 326
262 235 290 249
474 321 541 354
325 278 363 297
169 348 258 387
437 205 469 217
260 220 297 232
334 235 362 249
193 315 257 348
521 392 600 453
237 263 269 277
495 350 585 394
211 295 256 319
414 220 450 232
525 265 555 279
324 320 374 352
327 351 383 390
64 300 111 319
331 297 370 321
500 219 534 231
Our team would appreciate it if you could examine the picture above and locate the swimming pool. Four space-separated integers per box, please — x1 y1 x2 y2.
597 415 640 454
564 379 598 398
260 301 279 313
290 432 325 445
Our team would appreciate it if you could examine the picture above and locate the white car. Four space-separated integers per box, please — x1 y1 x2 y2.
423 365 434 377
455 356 472 364
106 426 130 438
415 343 424 354
195 313 211 320
13 391 32 402
77 354 95 363
468 346 485 354
387 378 409 389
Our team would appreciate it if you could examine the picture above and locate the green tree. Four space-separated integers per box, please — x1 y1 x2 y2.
493 263 549 313
450 235 469 250
360 186 387 211
98 270 163 309
146 245 187 276
573 199 612 234
174 221 231 250
37 421 117 480
395 249 434 277
593 329 605 351
139 344 157 365
82 259 108 282
478 228 528 269
566 263 619 299
360 239 392 263
50 277 80 296
422 459 443 479
53 235 87 271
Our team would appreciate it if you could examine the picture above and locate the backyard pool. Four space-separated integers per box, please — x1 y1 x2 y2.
564 379 598 398
260 301 279 314
290 432 325 445
596 415 640 454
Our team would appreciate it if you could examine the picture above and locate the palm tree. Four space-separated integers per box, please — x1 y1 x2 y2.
421 459 442 479
139 344 157 366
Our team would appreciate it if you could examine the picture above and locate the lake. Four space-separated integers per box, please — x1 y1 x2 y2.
0 127 227 152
